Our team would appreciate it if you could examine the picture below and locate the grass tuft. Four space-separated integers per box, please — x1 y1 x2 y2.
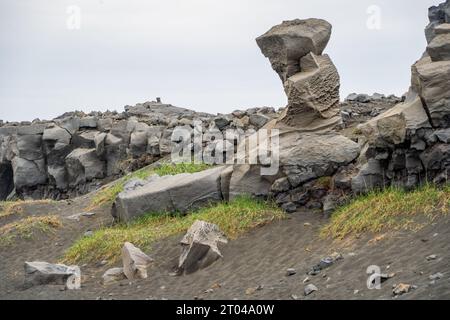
321 184 450 240
64 196 284 264
89 162 212 209
0 215 62 246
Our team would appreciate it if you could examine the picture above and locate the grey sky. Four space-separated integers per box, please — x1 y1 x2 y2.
0 0 438 121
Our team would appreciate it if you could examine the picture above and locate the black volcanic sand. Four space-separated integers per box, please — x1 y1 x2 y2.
0 195 449 300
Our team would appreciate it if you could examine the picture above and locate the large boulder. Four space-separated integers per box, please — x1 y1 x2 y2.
278 131 360 188
122 242 153 280
358 95 431 147
24 261 81 290
256 18 332 82
412 56 450 127
43 125 72 150
65 148 105 187
425 0 450 43
112 166 225 222
229 164 276 200
427 33 450 61
12 157 47 189
178 221 228 274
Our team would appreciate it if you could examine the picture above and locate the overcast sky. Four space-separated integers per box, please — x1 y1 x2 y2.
0 0 439 121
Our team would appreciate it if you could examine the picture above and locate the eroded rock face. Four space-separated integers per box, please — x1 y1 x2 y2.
256 18 341 132
0 101 278 201
347 1 450 194
24 261 81 290
178 220 228 274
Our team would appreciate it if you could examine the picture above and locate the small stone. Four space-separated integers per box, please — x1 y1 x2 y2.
84 230 94 237
429 272 444 281
392 283 414 296
286 268 297 276
303 222 312 227
303 277 310 283
354 289 359 295
304 284 318 296
291 294 300 300
246 287 256 295
426 254 438 261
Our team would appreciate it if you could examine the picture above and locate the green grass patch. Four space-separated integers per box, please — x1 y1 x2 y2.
321 184 450 240
0 215 62 246
89 162 213 209
65 196 284 264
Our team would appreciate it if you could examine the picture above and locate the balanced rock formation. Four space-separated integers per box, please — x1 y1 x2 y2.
257 19 341 132
178 220 228 274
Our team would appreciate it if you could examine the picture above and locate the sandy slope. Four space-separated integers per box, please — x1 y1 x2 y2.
0 194 449 300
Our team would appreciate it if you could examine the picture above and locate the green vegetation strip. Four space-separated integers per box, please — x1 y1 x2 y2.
321 184 450 240
64 196 285 264
90 162 212 209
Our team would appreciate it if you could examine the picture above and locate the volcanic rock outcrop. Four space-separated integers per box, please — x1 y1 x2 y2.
0 101 278 201
257 19 341 132
352 0 450 193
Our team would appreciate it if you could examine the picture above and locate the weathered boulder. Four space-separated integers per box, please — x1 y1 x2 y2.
16 134 43 161
412 56 450 127
229 164 275 200
65 148 105 187
256 18 332 82
358 95 431 147
178 220 228 274
351 159 385 194
122 242 153 280
24 261 81 290
425 0 450 43
279 131 360 188
43 125 72 150
12 157 47 189
435 23 450 35
112 166 225 222
427 33 450 61
102 267 126 285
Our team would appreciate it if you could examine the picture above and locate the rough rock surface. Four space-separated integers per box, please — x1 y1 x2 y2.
112 166 225 222
178 221 228 274
257 18 341 132
102 268 126 285
256 18 332 82
0 101 278 201
122 242 153 280
24 261 81 290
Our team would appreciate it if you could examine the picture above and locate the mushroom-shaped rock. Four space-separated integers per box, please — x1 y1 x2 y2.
122 242 153 280
256 19 341 132
256 18 332 82
24 261 81 290
178 221 228 274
